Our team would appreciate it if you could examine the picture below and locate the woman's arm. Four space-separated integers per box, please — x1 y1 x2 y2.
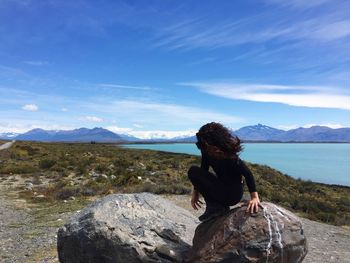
239 158 256 193
200 150 210 171
247 191 261 214
238 158 261 213
191 188 203 210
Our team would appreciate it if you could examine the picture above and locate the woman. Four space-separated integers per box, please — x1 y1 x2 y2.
187 122 261 222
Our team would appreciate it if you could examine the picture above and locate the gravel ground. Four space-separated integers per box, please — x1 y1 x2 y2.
0 185 349 262
0 179 70 263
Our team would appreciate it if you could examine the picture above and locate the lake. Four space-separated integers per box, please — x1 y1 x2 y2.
121 143 350 186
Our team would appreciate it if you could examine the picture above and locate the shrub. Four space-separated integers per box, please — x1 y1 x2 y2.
0 163 39 174
76 163 87 175
96 164 108 173
39 159 56 169
56 186 80 200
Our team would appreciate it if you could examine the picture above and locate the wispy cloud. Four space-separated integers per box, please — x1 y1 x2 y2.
23 60 49 66
182 82 350 110
81 116 103 122
265 0 331 9
152 5 350 51
92 99 242 125
77 98 243 131
309 19 350 41
98 83 154 90
22 103 38 111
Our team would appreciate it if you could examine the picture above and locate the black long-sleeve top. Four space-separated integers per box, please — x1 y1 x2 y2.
200 151 257 193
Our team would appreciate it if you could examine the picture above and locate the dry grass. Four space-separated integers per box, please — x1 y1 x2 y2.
0 140 349 226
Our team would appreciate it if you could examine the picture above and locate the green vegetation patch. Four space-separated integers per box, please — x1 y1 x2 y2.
1 141 349 226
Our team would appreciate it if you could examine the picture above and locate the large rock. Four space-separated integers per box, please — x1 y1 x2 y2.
58 194 307 263
185 202 308 263
57 193 198 263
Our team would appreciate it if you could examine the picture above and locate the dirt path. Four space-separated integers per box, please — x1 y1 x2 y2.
0 140 15 151
0 176 73 263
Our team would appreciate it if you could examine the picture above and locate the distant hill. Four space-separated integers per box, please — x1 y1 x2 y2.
15 127 125 142
0 132 19 140
233 124 285 141
118 133 141 142
276 126 350 142
173 135 197 143
176 124 350 143
6 124 350 142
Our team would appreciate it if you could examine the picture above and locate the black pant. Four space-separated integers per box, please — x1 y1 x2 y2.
187 165 243 207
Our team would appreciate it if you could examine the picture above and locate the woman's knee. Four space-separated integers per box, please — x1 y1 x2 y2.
187 165 201 181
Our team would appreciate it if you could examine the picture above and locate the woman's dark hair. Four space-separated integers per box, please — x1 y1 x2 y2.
195 122 242 159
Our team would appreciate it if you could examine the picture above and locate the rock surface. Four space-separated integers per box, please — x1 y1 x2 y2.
58 194 307 263
57 193 199 263
186 202 307 263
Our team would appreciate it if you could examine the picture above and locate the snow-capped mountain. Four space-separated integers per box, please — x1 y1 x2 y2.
0 132 20 140
233 124 350 142
123 130 196 140
4 124 350 142
233 124 285 141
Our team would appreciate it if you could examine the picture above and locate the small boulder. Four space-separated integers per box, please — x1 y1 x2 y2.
57 193 198 263
185 202 308 263
100 174 108 179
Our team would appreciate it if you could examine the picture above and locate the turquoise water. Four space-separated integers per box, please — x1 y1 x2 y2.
121 143 350 186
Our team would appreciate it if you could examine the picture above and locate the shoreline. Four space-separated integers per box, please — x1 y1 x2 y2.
118 143 350 188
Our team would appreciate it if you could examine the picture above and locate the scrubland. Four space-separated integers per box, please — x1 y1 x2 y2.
0 141 349 226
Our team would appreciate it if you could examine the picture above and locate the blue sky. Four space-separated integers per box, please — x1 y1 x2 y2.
1 0 350 137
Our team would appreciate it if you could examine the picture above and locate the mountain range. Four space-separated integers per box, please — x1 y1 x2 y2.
1 124 350 142
233 124 350 142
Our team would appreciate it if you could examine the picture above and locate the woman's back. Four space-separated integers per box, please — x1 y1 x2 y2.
201 151 256 193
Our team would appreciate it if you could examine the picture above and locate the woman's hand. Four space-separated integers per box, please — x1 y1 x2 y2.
246 192 262 214
191 189 203 210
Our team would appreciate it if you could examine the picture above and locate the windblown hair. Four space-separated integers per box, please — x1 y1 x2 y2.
195 122 242 159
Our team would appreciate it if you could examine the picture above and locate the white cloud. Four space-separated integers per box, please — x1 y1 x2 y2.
106 126 133 134
114 100 242 125
82 116 104 122
277 124 300 131
82 99 242 128
22 103 38 111
183 82 350 110
302 123 345 129
61 107 68 112
133 123 143 128
0 121 75 133
1 85 242 132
